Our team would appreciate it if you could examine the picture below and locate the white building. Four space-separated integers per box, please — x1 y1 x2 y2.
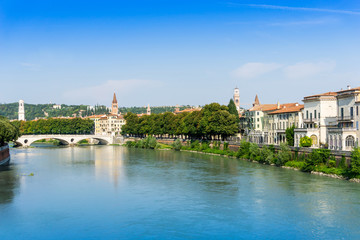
327 86 360 151
18 100 25 121
294 92 338 148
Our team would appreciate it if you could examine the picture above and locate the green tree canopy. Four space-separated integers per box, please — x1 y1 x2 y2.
0 116 20 146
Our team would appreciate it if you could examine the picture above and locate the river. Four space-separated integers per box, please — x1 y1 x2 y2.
1 146 360 239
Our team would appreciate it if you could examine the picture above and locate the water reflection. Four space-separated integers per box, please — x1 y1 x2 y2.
0 166 19 204
2 146 360 239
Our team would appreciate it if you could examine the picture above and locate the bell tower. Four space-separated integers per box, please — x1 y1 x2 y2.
18 100 25 121
147 104 151 115
111 93 118 115
233 87 240 113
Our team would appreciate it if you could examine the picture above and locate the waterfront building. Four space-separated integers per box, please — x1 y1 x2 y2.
265 103 304 145
327 86 360 151
18 100 25 121
294 91 338 148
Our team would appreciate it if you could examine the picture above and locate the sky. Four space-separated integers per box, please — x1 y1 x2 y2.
0 0 360 108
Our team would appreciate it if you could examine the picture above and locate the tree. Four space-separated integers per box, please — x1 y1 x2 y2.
227 99 240 123
285 125 295 146
300 136 312 147
0 116 20 146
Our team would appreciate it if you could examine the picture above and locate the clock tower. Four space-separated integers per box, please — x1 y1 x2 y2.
233 87 240 113
111 93 118 115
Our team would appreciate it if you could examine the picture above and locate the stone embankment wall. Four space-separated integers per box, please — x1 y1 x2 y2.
0 144 10 163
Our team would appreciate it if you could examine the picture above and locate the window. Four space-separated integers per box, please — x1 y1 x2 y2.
310 113 312 120
357 106 359 116
318 112 320 118
257 112 259 116
341 108 344 119
350 107 354 117
306 111 309 119
346 136 355 147
314 110 317 119
357 121 359 130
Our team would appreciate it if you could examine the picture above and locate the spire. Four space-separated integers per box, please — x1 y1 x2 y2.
277 101 280 109
253 94 260 106
112 92 117 104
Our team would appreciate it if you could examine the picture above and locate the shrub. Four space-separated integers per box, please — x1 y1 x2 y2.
201 141 210 151
275 143 291 166
350 147 360 177
190 140 200 150
259 145 274 164
339 155 347 169
300 136 312 147
328 160 336 168
172 139 182 151
249 143 260 160
223 142 229 151
236 140 250 158
285 161 305 169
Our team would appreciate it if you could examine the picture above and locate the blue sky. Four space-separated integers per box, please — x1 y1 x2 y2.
0 0 360 107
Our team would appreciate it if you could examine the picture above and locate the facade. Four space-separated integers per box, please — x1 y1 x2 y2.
266 103 304 145
294 92 338 148
327 87 360 151
293 86 360 151
18 100 25 121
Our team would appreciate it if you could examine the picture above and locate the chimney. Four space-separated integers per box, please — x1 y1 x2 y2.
347 85 351 90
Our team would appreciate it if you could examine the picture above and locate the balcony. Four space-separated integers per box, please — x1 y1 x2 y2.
328 127 357 134
337 115 354 122
303 118 317 123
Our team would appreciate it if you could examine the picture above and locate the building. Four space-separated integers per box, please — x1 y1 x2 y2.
234 87 240 113
245 95 303 145
147 104 151 115
265 103 304 145
294 92 338 148
53 104 62 109
327 86 360 151
18 100 25 121
88 93 126 136
293 86 360 151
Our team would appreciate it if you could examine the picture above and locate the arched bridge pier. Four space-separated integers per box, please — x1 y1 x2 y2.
15 135 115 147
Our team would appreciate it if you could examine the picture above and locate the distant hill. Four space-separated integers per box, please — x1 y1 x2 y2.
0 103 192 120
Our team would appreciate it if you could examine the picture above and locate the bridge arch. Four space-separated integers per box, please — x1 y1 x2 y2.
28 137 70 146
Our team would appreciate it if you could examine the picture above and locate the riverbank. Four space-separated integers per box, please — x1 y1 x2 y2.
126 138 360 182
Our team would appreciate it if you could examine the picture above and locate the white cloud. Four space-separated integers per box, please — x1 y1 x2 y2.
232 62 283 79
283 61 336 79
234 3 360 15
63 79 162 104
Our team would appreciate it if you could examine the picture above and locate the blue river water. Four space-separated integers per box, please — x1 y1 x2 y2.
1 146 360 239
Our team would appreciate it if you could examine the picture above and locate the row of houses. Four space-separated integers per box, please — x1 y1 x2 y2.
241 86 360 151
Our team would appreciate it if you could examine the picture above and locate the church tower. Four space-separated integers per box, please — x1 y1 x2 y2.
233 87 240 113
253 94 260 107
18 100 25 121
147 104 151 115
111 93 118 115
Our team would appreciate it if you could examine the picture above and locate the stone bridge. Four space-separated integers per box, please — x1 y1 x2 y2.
16 134 115 147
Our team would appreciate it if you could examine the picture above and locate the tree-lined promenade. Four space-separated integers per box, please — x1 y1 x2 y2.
12 118 94 135
122 103 239 140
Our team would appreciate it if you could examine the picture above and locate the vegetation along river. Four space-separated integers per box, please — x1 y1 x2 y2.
1 146 360 239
